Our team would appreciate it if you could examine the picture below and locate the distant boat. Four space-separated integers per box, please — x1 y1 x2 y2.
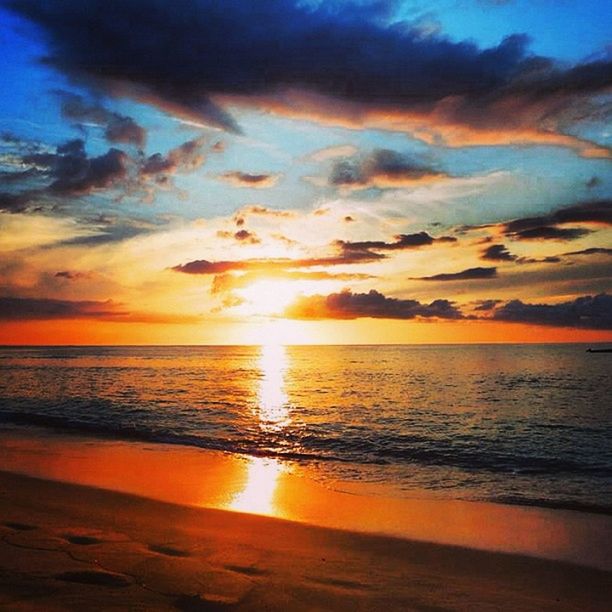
586 348 612 353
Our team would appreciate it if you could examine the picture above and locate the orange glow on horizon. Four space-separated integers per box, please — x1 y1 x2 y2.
0 318 611 346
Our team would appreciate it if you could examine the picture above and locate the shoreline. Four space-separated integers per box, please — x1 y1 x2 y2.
1 470 612 610
1 426 611 573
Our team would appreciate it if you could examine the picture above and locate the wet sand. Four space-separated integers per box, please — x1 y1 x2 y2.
1 470 611 611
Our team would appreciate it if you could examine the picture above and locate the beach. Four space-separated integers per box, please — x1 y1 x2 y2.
1 428 612 611
1 345 611 609
2 469 612 611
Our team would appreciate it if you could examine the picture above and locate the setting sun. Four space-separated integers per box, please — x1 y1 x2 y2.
236 280 305 316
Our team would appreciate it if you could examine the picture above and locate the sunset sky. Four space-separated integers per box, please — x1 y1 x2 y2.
0 0 610 344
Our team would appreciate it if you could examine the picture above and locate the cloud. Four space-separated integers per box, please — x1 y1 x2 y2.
506 226 591 241
480 243 561 264
463 200 612 242
140 137 206 176
0 138 129 208
284 289 463 320
481 244 516 261
54 270 90 281
0 296 201 323
337 231 456 253
328 149 446 189
7 0 610 152
172 249 384 275
211 270 373 294
217 171 280 188
502 199 611 241
413 266 498 281
0 296 125 320
217 229 261 245
562 247 612 257
57 91 146 147
232 205 296 227
0 135 209 210
48 140 129 196
0 191 36 213
492 293 612 329
472 299 503 311
0 212 100 251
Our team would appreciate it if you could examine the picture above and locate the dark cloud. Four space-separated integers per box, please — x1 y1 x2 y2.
234 229 260 244
57 91 146 147
460 200 611 243
562 247 612 257
507 226 591 241
412 266 498 281
0 135 208 211
0 138 129 207
472 299 503 311
480 243 561 264
217 229 262 245
492 293 612 330
337 231 456 253
551 200 612 225
0 296 124 320
501 200 611 241
140 137 206 176
6 0 610 149
0 168 42 185
54 270 90 281
0 191 36 213
481 244 516 262
218 172 280 188
49 141 129 196
172 249 384 275
329 149 445 189
0 296 201 323
285 289 463 320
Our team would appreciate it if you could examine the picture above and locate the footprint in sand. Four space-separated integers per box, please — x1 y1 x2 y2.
148 543 191 557
63 534 102 545
54 570 131 587
3 522 37 531
174 593 241 610
224 565 269 577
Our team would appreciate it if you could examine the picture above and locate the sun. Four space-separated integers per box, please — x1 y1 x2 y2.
236 279 305 317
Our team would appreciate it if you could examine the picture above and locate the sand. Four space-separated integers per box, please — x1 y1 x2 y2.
0 470 611 611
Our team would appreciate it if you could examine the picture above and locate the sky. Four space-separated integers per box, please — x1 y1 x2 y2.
0 0 610 345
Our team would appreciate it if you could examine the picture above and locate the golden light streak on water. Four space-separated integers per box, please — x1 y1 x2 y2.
228 343 290 514
257 343 291 432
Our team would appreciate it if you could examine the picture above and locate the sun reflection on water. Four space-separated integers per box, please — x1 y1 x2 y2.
228 343 290 515
257 343 290 432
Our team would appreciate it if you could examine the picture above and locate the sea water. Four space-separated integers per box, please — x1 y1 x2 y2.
0 344 610 513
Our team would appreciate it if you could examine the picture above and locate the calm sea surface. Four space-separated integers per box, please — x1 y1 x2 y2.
0 344 610 513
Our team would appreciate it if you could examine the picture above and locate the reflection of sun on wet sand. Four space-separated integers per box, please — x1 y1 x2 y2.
228 456 284 516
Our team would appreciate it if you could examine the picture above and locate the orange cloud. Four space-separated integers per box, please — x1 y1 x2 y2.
221 89 611 158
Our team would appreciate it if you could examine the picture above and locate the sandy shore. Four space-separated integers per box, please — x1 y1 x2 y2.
0 470 611 611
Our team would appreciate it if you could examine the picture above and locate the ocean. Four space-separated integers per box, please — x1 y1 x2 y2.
0 344 610 514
